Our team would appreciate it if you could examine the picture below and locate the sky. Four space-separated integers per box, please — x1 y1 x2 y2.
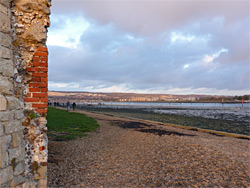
47 0 250 95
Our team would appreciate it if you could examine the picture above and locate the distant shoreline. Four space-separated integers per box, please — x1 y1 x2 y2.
48 91 250 104
101 101 249 104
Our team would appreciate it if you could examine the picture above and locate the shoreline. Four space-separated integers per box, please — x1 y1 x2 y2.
75 107 250 140
72 105 250 136
102 112 250 140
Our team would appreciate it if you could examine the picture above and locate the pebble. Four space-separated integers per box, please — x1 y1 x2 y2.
48 111 250 187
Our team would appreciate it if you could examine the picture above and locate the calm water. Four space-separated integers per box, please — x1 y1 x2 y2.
80 102 250 123
100 102 250 108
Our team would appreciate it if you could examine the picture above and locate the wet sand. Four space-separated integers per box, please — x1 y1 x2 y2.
77 106 250 135
48 109 250 187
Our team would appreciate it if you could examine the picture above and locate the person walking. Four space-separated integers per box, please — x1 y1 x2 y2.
66 101 70 111
72 102 76 110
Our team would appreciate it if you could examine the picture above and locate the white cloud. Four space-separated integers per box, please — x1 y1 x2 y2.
51 0 249 36
183 64 190 69
203 48 228 65
47 15 90 48
170 32 195 43
49 81 80 90
48 80 250 95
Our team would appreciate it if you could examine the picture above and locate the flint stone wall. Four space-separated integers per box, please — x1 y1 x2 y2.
0 0 50 187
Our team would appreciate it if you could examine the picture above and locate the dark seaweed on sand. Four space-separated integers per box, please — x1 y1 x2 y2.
78 106 250 136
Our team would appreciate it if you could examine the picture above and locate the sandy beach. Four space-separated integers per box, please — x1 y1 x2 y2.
48 109 250 187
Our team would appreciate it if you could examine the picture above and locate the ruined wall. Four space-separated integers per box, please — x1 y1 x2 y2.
0 0 50 187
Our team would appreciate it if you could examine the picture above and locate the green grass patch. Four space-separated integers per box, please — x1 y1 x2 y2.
110 122 115 126
47 107 99 141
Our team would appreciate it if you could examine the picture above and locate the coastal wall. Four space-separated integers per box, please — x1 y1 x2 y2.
0 0 50 187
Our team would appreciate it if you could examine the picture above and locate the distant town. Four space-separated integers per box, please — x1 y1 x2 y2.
48 91 250 104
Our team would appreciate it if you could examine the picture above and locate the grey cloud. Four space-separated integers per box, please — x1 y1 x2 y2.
48 19 249 92
48 0 249 94
52 0 248 35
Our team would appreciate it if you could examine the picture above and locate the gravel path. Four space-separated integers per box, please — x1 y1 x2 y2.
48 110 250 187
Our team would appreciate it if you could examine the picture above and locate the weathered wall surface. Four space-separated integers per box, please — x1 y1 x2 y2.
0 0 50 187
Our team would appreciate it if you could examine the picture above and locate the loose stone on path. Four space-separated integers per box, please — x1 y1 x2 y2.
48 110 250 187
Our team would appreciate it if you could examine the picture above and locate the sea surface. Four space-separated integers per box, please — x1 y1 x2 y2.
81 102 250 123
84 101 250 108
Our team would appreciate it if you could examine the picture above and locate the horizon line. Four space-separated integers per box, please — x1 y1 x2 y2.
48 90 250 97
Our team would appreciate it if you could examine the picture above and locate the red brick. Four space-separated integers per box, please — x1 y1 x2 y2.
33 62 41 67
33 93 47 98
33 73 47 77
29 83 47 88
32 103 48 108
41 77 48 82
39 146 46 151
40 68 48 72
24 98 40 102
41 57 48 62
42 63 48 67
34 52 47 57
37 47 48 52
36 109 47 114
41 88 48 92
27 67 39 72
26 93 32 97
29 88 40 92
32 78 40 82
41 98 48 102
33 62 48 67
32 57 40 62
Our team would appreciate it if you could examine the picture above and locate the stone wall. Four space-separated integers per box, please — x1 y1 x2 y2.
0 0 50 187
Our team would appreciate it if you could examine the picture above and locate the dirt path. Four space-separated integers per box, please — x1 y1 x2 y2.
48 110 250 187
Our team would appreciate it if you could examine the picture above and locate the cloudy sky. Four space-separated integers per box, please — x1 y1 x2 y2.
47 0 249 95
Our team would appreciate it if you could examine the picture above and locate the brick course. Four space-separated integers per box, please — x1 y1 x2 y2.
27 48 48 115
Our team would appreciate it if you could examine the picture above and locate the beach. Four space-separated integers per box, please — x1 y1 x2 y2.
48 109 250 187
77 104 250 136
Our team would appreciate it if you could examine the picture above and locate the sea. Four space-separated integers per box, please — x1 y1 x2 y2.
101 102 250 108
81 102 250 123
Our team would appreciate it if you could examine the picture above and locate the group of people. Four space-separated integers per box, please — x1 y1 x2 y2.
49 101 77 111
66 101 76 111
48 102 60 106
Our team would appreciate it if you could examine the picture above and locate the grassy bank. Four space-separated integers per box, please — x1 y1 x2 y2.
47 107 99 141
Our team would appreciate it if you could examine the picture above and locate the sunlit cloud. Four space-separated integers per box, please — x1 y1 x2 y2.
183 64 190 69
170 32 195 43
49 81 80 90
203 48 228 65
47 15 90 48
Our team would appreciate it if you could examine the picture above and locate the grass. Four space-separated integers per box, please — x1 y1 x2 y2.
47 107 99 141
110 122 115 126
